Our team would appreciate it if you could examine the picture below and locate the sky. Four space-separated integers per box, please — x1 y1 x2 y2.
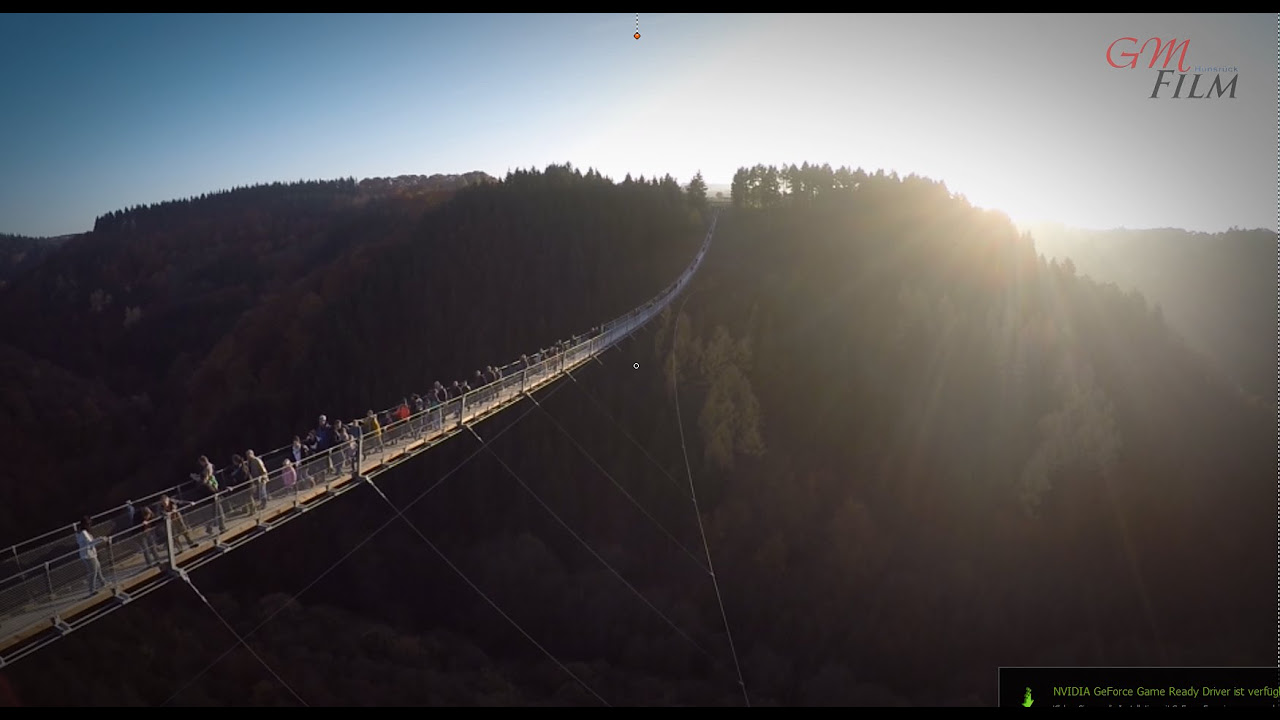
0 13 1274 237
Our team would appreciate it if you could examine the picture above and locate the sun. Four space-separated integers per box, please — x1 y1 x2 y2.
945 175 1067 229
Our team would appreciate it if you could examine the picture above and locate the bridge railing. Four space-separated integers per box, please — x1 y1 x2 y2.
0 430 311 580
0 213 715 637
0 439 357 624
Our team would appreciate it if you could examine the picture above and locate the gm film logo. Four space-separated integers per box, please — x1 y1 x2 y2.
1105 37 1238 99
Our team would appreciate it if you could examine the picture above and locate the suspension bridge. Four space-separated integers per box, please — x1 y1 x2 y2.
0 211 724 695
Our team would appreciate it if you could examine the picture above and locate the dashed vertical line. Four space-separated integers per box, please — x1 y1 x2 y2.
1275 10 1279 683
634 14 640 40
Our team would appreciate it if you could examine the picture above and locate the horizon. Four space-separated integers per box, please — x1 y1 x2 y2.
8 170 1276 241
1 13 1275 237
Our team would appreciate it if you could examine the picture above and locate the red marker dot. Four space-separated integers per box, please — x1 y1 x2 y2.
634 32 640 40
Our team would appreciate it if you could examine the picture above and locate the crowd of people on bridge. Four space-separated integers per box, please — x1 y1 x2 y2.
8 227 710 628
20 224 708 613
65 333 596 597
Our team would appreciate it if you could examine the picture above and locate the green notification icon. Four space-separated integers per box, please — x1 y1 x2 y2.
1022 687 1034 707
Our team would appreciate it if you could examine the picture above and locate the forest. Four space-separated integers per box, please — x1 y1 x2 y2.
1024 222 1275 407
0 164 1272 706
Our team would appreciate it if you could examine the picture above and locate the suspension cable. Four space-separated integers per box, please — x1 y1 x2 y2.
364 473 609 706
481 440 715 661
529 393 708 573
565 370 690 498
177 572 309 706
671 289 751 707
163 381 568 706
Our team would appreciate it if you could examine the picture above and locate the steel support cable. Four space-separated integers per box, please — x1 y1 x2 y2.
163 380 569 707
479 439 716 663
363 473 609 706
670 288 751 708
565 370 690 498
528 393 709 574
178 572 310 707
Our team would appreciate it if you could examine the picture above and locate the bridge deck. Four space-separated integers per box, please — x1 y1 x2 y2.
0 351 586 665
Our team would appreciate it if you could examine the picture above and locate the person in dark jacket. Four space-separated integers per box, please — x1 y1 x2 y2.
159 495 197 550
137 506 163 567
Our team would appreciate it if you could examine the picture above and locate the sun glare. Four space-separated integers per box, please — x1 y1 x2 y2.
946 175 1069 230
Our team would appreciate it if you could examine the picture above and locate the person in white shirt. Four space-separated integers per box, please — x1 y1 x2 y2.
246 449 269 508
76 516 107 597
281 457 297 493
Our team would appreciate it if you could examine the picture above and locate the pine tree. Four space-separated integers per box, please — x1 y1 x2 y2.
686 171 708 210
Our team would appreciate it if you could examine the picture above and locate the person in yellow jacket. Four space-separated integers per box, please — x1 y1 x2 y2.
365 410 382 452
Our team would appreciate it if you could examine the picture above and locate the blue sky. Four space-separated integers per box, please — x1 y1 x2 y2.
0 13 1274 236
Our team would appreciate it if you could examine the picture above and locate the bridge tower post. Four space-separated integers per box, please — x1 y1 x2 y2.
164 513 177 572
216 490 226 534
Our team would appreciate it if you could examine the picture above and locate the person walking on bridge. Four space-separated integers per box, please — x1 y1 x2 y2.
197 456 227 534
159 495 197 550
290 436 311 487
315 416 335 478
137 506 163 568
228 454 250 517
430 382 447 431
246 450 269 508
76 516 107 598
364 410 382 453
281 457 298 494
410 394 425 438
